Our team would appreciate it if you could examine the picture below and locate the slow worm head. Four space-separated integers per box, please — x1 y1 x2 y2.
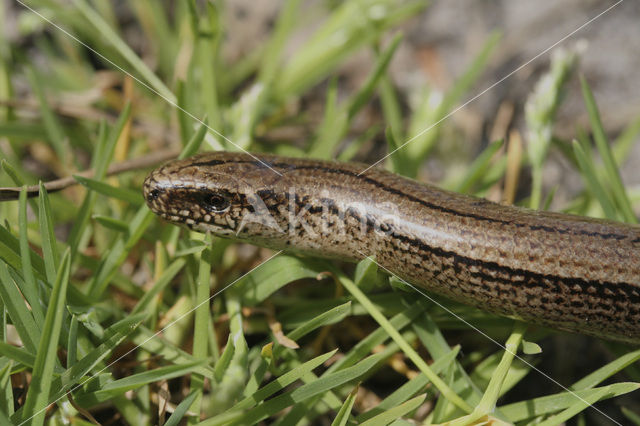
144 151 640 344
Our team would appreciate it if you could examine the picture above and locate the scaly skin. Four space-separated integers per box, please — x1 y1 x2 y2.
144 151 640 344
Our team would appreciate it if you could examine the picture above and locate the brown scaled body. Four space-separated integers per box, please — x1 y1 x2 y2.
144 152 640 344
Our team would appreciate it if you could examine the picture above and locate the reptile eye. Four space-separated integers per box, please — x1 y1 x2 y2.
206 192 230 212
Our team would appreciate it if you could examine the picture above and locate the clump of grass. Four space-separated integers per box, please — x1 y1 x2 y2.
0 1 639 425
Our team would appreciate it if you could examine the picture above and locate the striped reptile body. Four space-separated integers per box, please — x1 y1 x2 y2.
144 152 640 344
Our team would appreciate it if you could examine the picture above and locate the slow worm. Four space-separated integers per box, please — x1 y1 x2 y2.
143 152 640 344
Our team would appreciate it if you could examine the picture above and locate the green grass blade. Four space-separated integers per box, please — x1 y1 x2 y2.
326 301 426 374
38 183 59 284
336 271 472 413
572 139 618 219
129 326 215 378
19 188 44 325
0 342 35 369
237 255 322 306
224 352 386 425
48 313 147 403
357 347 460 422
347 33 402 120
165 390 199 426
536 388 608 426
131 258 187 315
580 76 637 223
196 3 223 132
73 0 175 102
571 348 640 390
21 248 71 425
1 158 38 212
385 125 408 174
622 406 640 425
66 121 108 256
612 117 640 165
499 382 639 422
189 240 213 421
379 74 404 143
455 139 504 193
213 334 235 384
448 324 525 425
0 261 40 353
287 302 351 342
179 120 209 159
73 176 144 206
66 315 78 368
204 349 337 425
360 393 426 426
0 360 13 416
331 385 358 426
87 206 155 298
88 361 205 402
26 66 67 162
92 215 130 233
258 0 302 88
176 80 192 143
95 102 131 178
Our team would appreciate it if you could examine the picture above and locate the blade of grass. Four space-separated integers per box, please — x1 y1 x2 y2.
360 393 426 426
66 315 78 368
25 66 68 163
612 117 640 165
220 352 387 425
455 139 504 193
347 33 402 120
536 388 608 426
0 261 40 353
1 158 38 213
622 406 640 425
131 258 187 315
385 126 408 174
87 206 155 298
0 361 13 416
189 237 213 423
0 342 35 369
203 349 338 425
334 268 472 414
68 105 131 258
73 176 144 206
310 33 402 159
179 120 209 159
48 313 147 403
572 139 618 220
19 188 44 325
92 215 130 233
331 385 359 426
357 346 460 422
164 390 199 426
499 382 639 422
20 248 70 426
196 2 223 132
571 348 640 391
580 76 637 223
241 343 273 398
129 326 216 378
38 183 59 284
73 0 175 102
326 300 426 374
237 255 323 306
86 361 206 402
448 323 525 425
